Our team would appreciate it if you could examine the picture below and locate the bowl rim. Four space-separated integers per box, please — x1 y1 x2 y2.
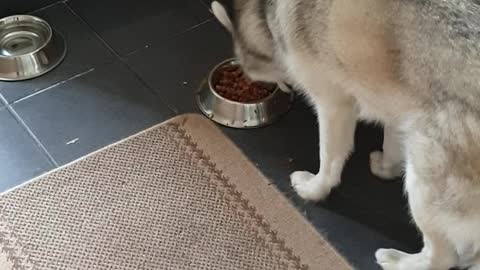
207 58 280 105
0 14 53 59
196 78 294 129
0 30 67 81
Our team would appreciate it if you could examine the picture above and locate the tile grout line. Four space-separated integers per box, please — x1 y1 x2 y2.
1 97 59 167
28 0 64 15
198 0 214 17
12 68 96 105
0 95 10 110
122 18 215 58
0 93 8 107
65 4 120 57
170 18 215 43
63 3 180 115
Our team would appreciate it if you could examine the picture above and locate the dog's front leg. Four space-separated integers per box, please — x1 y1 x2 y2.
291 95 357 201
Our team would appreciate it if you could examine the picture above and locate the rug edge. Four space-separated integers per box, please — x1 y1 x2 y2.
177 114 353 270
0 115 195 197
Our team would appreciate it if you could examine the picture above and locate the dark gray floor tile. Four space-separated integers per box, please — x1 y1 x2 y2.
0 3 115 103
68 0 211 56
126 21 232 113
12 61 174 165
200 0 210 8
0 107 54 192
305 203 411 270
0 0 57 18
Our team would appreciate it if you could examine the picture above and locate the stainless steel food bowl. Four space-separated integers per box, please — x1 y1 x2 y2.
0 15 66 81
196 58 294 129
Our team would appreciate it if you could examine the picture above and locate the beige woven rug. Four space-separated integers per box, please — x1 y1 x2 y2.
0 114 351 270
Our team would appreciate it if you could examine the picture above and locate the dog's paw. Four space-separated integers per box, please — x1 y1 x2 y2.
375 248 454 270
290 171 332 201
469 264 480 270
370 151 402 180
376 249 406 270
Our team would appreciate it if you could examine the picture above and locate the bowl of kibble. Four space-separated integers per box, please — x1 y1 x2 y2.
196 58 294 129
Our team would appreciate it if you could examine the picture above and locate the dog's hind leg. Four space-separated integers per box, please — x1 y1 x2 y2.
376 161 458 270
370 124 404 180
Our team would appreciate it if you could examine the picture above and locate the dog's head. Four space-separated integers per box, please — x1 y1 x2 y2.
212 1 284 84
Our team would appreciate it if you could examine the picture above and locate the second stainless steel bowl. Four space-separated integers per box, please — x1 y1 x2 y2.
196 59 294 129
0 15 66 81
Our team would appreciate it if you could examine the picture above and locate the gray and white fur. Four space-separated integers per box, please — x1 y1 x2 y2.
212 0 480 269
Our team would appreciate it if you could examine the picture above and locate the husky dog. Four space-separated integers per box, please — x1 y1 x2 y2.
211 0 480 269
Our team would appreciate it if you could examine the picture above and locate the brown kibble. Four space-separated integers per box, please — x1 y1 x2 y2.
213 65 274 103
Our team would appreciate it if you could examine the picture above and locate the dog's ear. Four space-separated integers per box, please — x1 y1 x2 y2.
211 1 233 32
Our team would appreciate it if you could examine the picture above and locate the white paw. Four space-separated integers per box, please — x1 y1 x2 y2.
376 249 407 270
375 248 450 270
469 265 480 270
290 171 333 201
370 151 402 180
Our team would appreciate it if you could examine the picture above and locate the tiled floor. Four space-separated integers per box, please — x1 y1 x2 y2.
0 1 421 269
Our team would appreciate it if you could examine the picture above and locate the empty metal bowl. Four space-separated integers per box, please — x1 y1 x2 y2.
0 15 66 81
196 58 294 129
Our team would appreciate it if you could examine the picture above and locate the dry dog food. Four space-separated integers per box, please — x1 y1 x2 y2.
214 66 274 103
